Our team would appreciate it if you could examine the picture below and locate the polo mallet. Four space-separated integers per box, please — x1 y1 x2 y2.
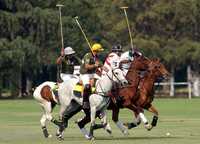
120 7 150 61
57 4 64 50
56 4 64 82
120 6 134 50
74 16 94 57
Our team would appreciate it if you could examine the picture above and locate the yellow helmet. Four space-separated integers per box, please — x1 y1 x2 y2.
91 43 104 52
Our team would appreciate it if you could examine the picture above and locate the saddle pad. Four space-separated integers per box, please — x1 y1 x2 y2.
73 83 96 97
73 83 84 97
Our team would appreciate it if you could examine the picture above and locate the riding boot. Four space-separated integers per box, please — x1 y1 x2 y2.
82 84 91 109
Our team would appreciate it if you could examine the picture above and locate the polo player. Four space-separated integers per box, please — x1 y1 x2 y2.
56 46 81 82
102 44 123 75
120 47 142 75
80 43 104 110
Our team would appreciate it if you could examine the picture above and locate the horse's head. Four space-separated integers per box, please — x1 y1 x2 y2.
107 68 128 86
148 58 170 80
129 56 150 71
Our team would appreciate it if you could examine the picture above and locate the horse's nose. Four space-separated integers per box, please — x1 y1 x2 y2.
164 72 171 79
121 80 128 86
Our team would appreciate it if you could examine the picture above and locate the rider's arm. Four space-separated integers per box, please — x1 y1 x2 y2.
56 56 64 65
83 54 99 70
84 63 98 70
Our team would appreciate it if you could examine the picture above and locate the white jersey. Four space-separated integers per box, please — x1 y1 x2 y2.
120 51 134 70
102 52 120 75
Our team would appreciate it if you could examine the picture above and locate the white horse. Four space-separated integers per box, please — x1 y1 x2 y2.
33 81 66 138
88 68 128 139
57 68 128 139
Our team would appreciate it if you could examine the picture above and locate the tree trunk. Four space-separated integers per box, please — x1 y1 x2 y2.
26 77 32 98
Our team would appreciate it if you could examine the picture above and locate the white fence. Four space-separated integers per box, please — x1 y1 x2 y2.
154 82 195 99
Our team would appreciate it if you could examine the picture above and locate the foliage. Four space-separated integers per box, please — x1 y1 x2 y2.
0 0 200 96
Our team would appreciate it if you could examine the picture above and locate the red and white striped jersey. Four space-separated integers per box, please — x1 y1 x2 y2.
102 52 120 75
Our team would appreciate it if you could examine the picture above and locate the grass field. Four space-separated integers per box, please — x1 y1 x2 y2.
0 99 200 144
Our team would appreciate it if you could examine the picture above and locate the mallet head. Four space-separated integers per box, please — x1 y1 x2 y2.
56 4 64 7
74 16 79 19
120 6 128 9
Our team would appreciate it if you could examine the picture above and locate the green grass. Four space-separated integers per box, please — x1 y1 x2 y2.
0 99 200 144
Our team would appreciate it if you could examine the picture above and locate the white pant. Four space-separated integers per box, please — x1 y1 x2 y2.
60 73 79 81
80 74 95 86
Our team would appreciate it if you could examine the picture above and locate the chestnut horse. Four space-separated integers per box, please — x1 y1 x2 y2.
124 58 170 130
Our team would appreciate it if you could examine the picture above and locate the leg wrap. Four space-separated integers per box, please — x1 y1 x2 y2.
42 126 49 138
151 115 158 127
83 84 91 102
82 84 91 109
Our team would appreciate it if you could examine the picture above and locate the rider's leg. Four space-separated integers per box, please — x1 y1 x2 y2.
81 74 92 109
82 84 92 109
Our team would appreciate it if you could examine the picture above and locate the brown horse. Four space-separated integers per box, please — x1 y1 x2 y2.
124 58 170 130
106 56 153 133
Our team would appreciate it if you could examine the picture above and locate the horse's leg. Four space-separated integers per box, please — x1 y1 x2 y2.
40 102 53 138
56 100 82 140
127 105 152 130
77 108 91 139
49 101 62 127
147 104 159 128
100 111 112 135
125 111 141 129
89 106 96 139
112 107 128 135
40 113 49 138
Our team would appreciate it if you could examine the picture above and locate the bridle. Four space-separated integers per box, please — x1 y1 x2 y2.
106 68 124 84
96 68 126 96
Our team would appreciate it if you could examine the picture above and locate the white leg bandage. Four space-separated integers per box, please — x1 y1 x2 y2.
139 113 148 124
80 128 90 139
116 121 128 134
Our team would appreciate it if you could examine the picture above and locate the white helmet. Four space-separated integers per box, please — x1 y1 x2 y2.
64 47 75 55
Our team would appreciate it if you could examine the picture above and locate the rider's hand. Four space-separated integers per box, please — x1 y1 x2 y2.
95 61 101 68
61 48 65 57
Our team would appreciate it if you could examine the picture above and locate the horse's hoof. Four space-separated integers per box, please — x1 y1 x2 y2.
104 123 112 134
56 132 64 141
85 134 92 140
57 135 64 141
90 136 95 141
124 122 137 129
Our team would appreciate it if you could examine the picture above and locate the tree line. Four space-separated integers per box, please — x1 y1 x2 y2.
0 0 200 98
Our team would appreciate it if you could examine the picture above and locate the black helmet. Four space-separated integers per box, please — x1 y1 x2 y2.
112 44 122 52
130 48 142 57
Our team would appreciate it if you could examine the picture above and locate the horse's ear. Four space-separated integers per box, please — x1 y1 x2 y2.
152 58 160 62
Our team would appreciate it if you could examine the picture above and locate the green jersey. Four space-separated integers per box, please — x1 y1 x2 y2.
80 53 101 74
61 56 81 74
